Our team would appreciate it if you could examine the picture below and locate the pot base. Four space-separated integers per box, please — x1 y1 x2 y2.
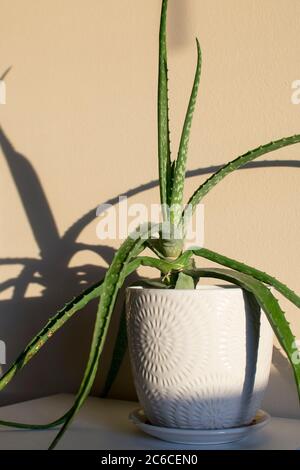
129 408 270 445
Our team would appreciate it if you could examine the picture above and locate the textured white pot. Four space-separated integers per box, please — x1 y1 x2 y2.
126 285 273 430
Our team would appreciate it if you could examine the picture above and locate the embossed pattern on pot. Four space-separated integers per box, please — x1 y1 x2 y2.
126 286 274 429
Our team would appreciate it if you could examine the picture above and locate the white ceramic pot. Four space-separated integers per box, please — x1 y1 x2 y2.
126 285 273 430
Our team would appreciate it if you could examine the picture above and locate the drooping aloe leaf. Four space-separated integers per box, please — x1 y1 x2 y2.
101 275 171 399
101 301 127 398
193 247 300 308
0 279 103 429
171 38 202 225
184 134 300 218
48 224 157 449
184 267 300 400
158 0 171 216
131 250 193 275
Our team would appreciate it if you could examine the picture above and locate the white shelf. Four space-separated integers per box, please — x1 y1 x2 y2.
0 394 299 450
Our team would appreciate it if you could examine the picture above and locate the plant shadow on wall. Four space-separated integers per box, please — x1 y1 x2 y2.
0 123 299 409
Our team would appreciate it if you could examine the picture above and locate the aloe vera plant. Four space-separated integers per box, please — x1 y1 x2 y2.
1 0 300 449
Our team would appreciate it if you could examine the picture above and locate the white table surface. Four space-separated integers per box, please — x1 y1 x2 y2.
0 394 299 450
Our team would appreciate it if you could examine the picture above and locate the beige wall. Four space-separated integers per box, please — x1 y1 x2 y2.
0 0 300 417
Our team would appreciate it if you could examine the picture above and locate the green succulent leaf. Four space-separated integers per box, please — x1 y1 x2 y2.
175 272 195 289
193 247 300 308
48 224 157 449
167 160 176 206
184 267 300 400
171 38 202 224
1 0 299 450
101 300 127 398
184 134 300 219
0 279 103 430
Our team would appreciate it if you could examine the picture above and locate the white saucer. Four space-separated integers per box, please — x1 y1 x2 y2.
129 408 270 445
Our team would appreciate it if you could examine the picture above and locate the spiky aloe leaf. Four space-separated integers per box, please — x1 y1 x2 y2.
184 134 300 218
101 300 127 398
158 0 171 216
102 254 196 397
193 247 300 308
131 278 169 289
185 267 300 400
175 272 195 289
170 39 202 225
48 224 157 449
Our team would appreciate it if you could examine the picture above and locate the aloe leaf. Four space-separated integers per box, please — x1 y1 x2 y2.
158 0 171 215
193 247 300 308
185 267 300 400
48 224 157 449
0 279 103 429
132 250 193 274
184 134 300 218
101 274 170 399
175 272 195 289
171 38 202 224
101 301 127 398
